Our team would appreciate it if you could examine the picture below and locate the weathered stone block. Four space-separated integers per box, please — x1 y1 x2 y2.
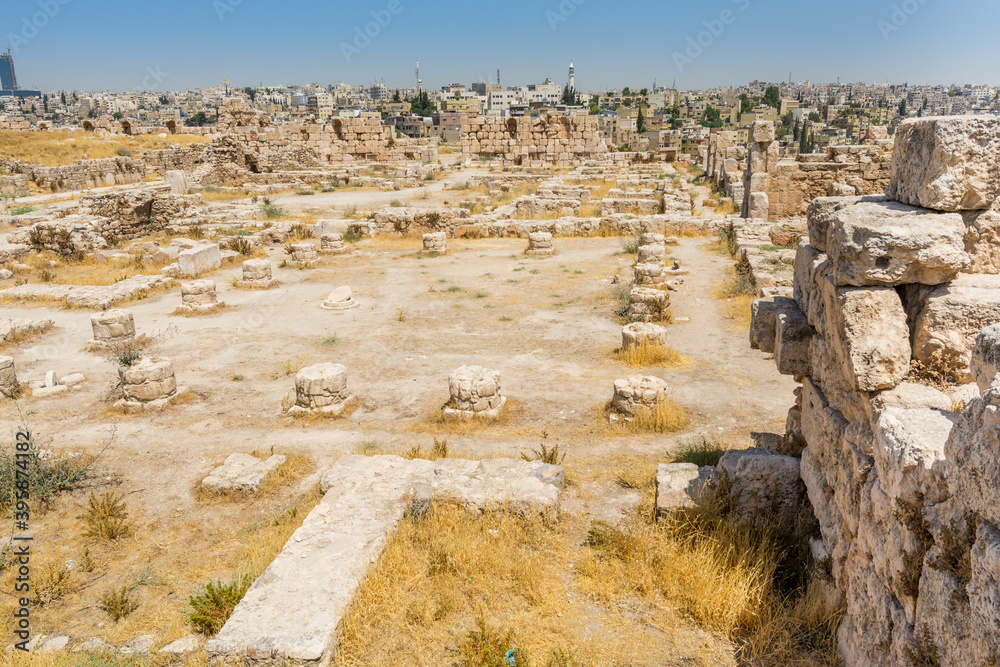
178 243 221 277
621 322 668 350
750 296 798 354
887 116 1000 211
775 306 813 376
202 453 287 493
717 447 805 525
655 463 712 516
91 309 135 344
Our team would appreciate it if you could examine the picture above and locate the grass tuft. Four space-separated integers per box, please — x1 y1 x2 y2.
613 342 687 368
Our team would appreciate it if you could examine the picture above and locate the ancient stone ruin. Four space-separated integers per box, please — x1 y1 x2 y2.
746 116 1000 665
0 356 18 398
202 453 287 494
116 358 180 413
422 232 447 254
177 280 221 314
236 259 277 289
610 375 668 423
287 363 355 417
320 286 358 311
443 366 506 421
524 231 556 256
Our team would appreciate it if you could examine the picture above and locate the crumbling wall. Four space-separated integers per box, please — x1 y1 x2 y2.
741 122 893 222
0 156 148 192
749 115 1000 666
460 112 610 166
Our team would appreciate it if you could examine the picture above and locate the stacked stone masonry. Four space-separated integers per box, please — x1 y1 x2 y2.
748 115 1000 666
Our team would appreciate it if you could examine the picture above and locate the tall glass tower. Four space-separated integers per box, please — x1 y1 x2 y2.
0 50 18 91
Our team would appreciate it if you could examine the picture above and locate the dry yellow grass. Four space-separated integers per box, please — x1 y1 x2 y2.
171 303 231 317
714 267 757 332
195 452 315 503
196 186 252 203
19 252 171 287
336 504 731 667
627 397 691 434
613 341 689 369
0 321 55 352
714 200 740 216
0 130 209 167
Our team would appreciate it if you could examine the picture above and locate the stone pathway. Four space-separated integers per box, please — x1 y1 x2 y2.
206 454 565 665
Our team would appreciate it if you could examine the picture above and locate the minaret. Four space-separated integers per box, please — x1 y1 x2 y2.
568 61 575 91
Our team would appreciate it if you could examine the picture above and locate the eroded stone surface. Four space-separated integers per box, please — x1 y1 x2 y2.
202 453 287 493
206 454 565 666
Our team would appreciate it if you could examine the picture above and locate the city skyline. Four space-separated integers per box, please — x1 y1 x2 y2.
4 0 999 92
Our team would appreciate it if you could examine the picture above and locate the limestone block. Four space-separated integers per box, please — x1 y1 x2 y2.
750 296 798 354
423 232 447 253
887 116 1000 211
827 199 969 286
945 381 1000 527
202 453 287 493
874 407 958 505
91 309 135 344
655 463 713 516
621 322 668 350
963 207 1000 274
807 195 892 253
828 285 911 392
0 356 17 398
291 363 353 415
868 382 953 422
320 233 350 255
289 242 318 263
637 243 665 264
716 447 805 525
611 375 667 418
525 231 555 256
913 274 1000 383
165 170 188 194
445 366 505 420
159 635 201 655
177 243 221 277
751 121 776 144
627 287 670 323
321 286 359 311
180 279 217 308
775 307 813 377
968 521 1000 651
972 324 1000 392
748 192 769 220
116 357 178 411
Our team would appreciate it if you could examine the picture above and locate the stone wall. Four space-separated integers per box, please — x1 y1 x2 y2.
0 157 148 192
0 174 29 197
740 122 894 222
749 116 1000 666
460 112 609 166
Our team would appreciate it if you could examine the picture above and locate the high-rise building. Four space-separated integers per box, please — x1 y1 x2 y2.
0 50 18 91
568 61 575 91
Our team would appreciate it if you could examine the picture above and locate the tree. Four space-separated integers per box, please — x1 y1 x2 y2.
244 87 257 102
60 91 66 105
640 88 649 97
637 107 646 133
622 87 631 97
781 111 794 127
159 94 170 106
42 95 48 113
392 89 401 103
898 99 907 116
561 84 576 106
808 111 822 123
701 106 723 129
739 94 754 113
670 118 683 130
184 111 209 127
112 111 123 120
764 85 781 109
409 91 434 116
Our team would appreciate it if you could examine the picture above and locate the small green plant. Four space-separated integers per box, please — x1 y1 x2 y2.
498 316 513 322
0 433 103 513
343 230 362 244
189 573 254 635
10 205 35 216
85 491 132 541
395 306 409 322
319 332 339 346
474 291 488 299
98 585 139 621
619 235 642 254
521 442 566 466
672 437 727 467
231 374 245 382
447 285 463 293
260 197 286 220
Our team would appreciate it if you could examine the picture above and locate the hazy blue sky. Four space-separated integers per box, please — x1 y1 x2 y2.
4 0 998 92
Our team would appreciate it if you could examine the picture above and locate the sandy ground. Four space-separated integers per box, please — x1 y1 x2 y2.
0 211 796 657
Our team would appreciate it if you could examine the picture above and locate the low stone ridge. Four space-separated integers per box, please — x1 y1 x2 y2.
202 453 287 493
206 454 565 666
2 275 173 309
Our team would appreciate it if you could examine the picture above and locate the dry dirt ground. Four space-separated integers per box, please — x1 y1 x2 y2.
0 220 796 662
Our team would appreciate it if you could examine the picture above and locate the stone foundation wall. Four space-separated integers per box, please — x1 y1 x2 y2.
749 115 1000 666
461 112 610 166
739 121 894 222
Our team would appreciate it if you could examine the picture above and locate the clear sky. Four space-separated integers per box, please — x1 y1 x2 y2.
4 0 998 92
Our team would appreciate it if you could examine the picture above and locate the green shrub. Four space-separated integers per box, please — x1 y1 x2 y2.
189 573 254 635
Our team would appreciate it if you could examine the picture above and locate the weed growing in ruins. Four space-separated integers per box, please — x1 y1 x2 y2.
98 585 140 621
619 235 642 254
260 198 286 220
229 236 255 256
395 306 410 322
33 556 76 605
189 573 255 635
390 199 404 207
622 398 690 435
288 224 313 242
38 269 55 282
611 283 632 320
343 205 360 219
613 341 688 368
521 439 566 466
84 491 133 541
10 205 35 216
498 316 513 322
0 430 107 513
457 616 530 667
319 332 339 346
930 515 976 605
672 437 727 468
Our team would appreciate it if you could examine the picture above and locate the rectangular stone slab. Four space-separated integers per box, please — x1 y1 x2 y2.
205 454 564 666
